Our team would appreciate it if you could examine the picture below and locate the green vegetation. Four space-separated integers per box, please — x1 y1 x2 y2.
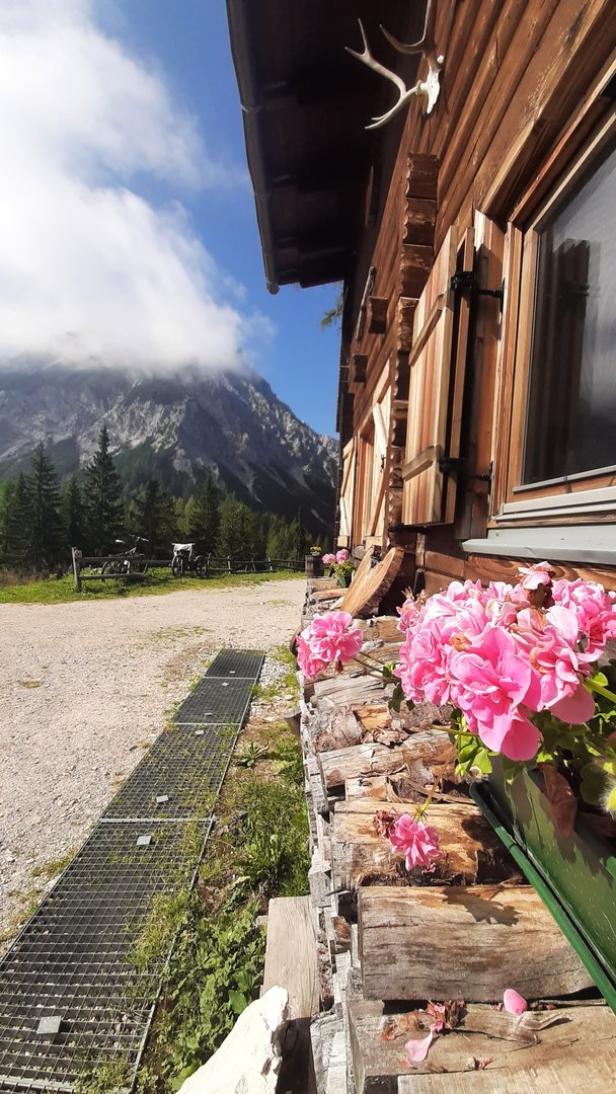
137 716 309 1091
0 425 318 575
74 1058 130 1094
0 567 302 604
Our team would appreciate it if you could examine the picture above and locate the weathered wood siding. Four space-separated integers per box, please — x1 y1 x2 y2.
340 0 616 590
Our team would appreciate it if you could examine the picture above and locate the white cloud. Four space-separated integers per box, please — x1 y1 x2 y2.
0 0 265 370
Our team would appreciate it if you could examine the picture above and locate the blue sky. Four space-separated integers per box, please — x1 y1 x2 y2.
104 1 342 437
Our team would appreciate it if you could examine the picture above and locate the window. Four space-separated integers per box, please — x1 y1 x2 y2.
524 139 616 484
492 113 616 525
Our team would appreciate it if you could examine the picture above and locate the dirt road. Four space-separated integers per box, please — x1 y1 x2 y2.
0 577 304 942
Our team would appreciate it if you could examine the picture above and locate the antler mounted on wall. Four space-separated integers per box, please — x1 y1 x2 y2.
346 0 444 129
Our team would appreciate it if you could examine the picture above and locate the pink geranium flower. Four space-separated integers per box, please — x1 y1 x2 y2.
389 814 441 871
321 552 335 566
519 561 554 590
297 610 363 679
335 548 350 564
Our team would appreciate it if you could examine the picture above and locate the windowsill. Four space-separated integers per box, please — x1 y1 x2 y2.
463 524 616 567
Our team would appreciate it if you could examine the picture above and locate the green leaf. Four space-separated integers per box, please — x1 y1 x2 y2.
228 989 248 1015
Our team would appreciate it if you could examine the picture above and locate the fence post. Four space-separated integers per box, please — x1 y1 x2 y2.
72 547 82 591
227 554 232 574
267 557 273 572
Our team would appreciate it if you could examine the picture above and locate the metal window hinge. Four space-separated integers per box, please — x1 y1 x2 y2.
450 270 505 313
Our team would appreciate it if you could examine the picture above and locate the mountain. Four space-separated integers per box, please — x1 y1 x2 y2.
0 365 338 532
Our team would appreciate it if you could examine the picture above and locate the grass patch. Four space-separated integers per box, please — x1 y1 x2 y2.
136 715 308 1092
30 850 74 881
0 569 303 605
74 1058 130 1094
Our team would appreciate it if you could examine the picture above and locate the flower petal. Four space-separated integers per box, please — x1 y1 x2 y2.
404 1031 434 1063
503 988 528 1016
551 684 595 725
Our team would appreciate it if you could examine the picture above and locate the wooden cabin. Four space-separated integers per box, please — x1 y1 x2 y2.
228 0 616 594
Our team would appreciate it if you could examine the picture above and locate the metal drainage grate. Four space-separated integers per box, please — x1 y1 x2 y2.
0 649 263 1091
0 821 211 1093
206 649 264 680
102 725 239 821
175 676 254 725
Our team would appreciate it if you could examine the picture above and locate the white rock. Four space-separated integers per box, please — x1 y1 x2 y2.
177 985 288 1094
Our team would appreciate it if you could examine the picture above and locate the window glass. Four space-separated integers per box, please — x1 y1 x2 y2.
524 141 616 483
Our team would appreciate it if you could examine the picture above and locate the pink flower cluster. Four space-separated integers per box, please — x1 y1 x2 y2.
336 548 350 564
396 564 616 761
297 610 363 679
389 813 441 871
321 552 336 566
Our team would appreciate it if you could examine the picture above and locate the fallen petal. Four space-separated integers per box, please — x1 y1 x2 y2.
405 1031 434 1063
503 988 528 1016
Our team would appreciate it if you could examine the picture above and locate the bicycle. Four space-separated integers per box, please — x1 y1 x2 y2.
101 536 149 576
171 542 206 577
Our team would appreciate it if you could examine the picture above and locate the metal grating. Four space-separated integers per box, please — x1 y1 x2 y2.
102 725 239 821
0 822 211 1092
174 676 254 725
206 649 264 680
0 649 263 1091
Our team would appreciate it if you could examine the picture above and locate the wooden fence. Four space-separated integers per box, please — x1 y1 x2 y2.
70 548 305 590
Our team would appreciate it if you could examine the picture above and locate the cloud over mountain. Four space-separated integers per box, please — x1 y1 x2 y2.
0 0 267 370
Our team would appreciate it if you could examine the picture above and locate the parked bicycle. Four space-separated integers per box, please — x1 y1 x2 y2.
101 536 149 576
171 542 206 577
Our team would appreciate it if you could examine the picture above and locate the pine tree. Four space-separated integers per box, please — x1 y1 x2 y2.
27 443 63 569
217 496 254 561
187 475 220 554
83 427 123 553
61 476 84 549
4 474 32 569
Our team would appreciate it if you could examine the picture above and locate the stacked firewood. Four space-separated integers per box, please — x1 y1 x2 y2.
299 577 616 1094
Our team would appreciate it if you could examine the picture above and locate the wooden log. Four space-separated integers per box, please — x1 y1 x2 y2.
331 802 515 892
345 773 423 803
262 896 319 1093
313 708 364 753
351 1001 616 1094
339 546 404 619
356 616 402 643
313 674 392 708
318 743 407 792
359 885 594 1002
398 1045 616 1094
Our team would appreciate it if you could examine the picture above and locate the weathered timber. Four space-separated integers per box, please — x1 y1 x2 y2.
355 615 403 643
359 885 594 1002
397 1047 616 1094
313 674 392 709
262 896 319 1093
345 772 465 805
312 708 364 753
331 802 515 892
338 547 404 619
367 296 388 334
345 773 425 803
352 1002 616 1094
318 743 407 793
310 1012 347 1094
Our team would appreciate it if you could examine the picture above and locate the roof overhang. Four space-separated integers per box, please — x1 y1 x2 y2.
226 0 422 293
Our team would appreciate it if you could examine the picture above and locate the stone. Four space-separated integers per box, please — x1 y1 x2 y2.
177 986 288 1094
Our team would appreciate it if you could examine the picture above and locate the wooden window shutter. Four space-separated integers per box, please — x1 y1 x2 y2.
367 383 391 541
401 226 474 525
338 438 356 545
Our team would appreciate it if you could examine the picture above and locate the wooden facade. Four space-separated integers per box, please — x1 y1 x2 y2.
230 0 616 590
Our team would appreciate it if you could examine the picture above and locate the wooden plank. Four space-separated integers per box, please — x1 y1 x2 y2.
338 546 404 619
263 896 319 1016
398 1045 616 1094
262 895 319 1093
350 1003 616 1094
359 885 594 1002
331 802 517 892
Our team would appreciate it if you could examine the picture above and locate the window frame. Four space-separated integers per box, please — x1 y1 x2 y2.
492 107 616 527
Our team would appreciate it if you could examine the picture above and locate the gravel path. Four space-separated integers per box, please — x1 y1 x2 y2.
0 578 305 944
